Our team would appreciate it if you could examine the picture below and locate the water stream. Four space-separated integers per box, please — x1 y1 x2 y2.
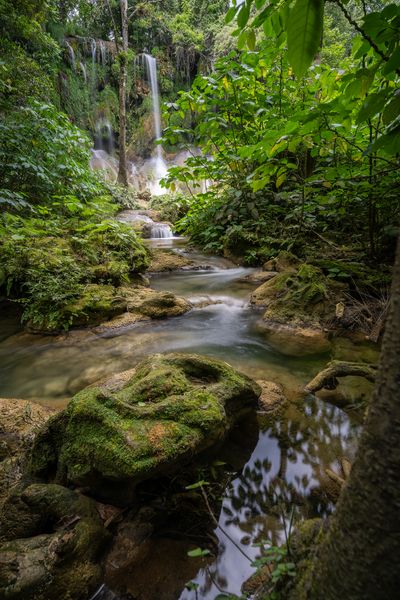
0 236 367 599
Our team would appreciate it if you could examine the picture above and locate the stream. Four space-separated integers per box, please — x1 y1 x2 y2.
0 234 367 599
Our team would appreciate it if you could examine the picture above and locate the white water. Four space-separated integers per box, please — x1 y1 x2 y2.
65 41 76 70
142 54 168 196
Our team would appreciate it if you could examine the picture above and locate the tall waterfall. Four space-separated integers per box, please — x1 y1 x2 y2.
143 53 168 196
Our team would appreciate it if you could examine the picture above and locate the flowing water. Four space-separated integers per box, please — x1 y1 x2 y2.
0 236 369 599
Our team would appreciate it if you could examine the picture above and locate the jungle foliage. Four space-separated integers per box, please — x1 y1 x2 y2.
163 0 400 265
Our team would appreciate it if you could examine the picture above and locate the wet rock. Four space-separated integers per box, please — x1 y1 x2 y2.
240 270 277 285
30 354 261 505
0 398 54 505
147 248 194 272
258 321 331 357
257 380 287 413
263 251 301 273
0 484 109 600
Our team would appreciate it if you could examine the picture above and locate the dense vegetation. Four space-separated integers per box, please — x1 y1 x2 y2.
0 0 399 333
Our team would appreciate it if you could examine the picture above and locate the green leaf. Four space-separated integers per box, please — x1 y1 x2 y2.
383 48 400 76
237 4 250 28
185 480 209 490
247 29 256 50
356 90 389 123
225 6 238 24
287 0 324 77
187 548 211 558
382 93 400 126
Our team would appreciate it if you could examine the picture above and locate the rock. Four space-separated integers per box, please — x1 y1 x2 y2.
0 484 109 600
256 380 287 413
29 354 261 505
240 271 277 285
147 249 194 273
258 321 331 357
263 251 300 273
0 398 54 505
250 276 282 307
128 288 190 319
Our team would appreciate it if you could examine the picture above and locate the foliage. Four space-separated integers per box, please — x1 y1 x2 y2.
162 2 400 262
149 193 192 223
0 214 149 330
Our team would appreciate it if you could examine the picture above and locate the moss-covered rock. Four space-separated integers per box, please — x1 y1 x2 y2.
0 398 54 507
0 484 109 600
147 248 194 272
29 354 261 505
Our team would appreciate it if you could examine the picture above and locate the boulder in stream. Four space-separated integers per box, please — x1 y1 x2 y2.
29 353 261 505
0 484 109 600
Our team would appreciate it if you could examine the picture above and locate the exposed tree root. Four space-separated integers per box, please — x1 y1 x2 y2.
305 360 377 393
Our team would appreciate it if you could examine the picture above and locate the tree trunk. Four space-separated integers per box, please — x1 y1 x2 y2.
305 236 400 599
117 0 128 187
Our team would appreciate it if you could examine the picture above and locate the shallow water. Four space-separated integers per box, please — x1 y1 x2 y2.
0 240 368 599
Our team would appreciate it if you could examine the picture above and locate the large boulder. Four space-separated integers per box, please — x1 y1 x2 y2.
0 484 109 600
257 321 330 357
29 354 261 505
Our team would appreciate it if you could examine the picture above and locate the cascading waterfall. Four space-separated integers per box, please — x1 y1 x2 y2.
65 41 76 70
80 62 87 83
142 53 168 196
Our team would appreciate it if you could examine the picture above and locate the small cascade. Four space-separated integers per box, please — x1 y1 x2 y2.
95 118 114 155
65 41 76 70
91 39 97 66
90 149 118 181
99 40 107 65
80 62 87 83
150 223 173 239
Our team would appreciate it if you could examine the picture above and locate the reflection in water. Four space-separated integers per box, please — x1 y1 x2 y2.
179 399 359 600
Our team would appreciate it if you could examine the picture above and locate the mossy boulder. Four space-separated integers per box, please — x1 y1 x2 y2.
0 484 109 600
147 248 194 272
29 354 261 505
0 398 54 506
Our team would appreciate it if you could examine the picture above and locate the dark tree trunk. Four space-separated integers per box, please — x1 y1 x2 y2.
117 0 128 187
306 237 400 599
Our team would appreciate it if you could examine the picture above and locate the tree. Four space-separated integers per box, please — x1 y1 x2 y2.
117 0 129 186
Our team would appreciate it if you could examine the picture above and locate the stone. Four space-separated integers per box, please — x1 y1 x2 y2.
147 248 194 273
258 321 331 357
263 251 300 273
240 271 277 285
0 484 109 600
0 398 54 506
256 380 287 413
29 354 261 505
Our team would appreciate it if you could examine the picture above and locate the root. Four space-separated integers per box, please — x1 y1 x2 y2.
305 360 377 394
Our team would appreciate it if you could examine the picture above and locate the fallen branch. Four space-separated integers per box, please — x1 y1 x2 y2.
305 360 377 394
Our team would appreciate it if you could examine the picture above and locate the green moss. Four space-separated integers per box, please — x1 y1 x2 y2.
30 353 260 505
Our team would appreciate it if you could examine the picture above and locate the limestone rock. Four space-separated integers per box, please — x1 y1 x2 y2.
0 398 54 505
258 321 331 357
0 484 109 600
147 249 194 273
29 354 261 505
256 380 287 413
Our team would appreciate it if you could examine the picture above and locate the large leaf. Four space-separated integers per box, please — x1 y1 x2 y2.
287 0 324 77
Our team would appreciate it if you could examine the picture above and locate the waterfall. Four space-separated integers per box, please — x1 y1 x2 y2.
142 53 168 196
80 62 87 83
95 118 114 155
91 39 97 66
150 223 173 239
99 41 107 65
65 41 76 70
